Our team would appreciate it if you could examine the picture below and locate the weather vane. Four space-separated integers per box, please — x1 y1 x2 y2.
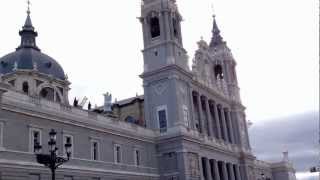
27 0 31 15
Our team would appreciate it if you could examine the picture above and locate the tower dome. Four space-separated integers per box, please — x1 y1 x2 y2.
0 11 66 80
0 8 70 104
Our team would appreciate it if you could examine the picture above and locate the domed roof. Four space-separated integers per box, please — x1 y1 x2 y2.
0 11 66 80
0 48 66 80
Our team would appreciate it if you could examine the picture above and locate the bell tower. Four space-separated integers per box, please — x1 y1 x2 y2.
140 0 189 72
140 0 193 133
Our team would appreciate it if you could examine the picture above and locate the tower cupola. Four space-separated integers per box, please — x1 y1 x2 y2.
0 2 70 104
17 8 40 51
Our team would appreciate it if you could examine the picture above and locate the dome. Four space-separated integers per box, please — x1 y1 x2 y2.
0 11 66 80
0 48 66 80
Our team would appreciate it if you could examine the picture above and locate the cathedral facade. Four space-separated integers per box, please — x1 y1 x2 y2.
0 0 296 180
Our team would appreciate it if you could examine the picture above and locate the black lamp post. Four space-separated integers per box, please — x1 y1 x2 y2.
34 129 72 180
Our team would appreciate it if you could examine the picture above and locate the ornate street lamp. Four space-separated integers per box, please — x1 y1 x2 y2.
34 129 72 180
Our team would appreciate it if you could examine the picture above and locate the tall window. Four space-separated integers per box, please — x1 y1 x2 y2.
134 149 141 166
150 16 160 38
114 144 121 163
22 82 29 94
30 128 41 153
182 105 189 127
63 134 73 157
172 18 179 38
91 140 99 161
157 105 168 133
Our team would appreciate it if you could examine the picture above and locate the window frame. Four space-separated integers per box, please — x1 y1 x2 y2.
182 105 190 128
29 128 42 153
134 148 141 166
91 140 100 161
63 134 74 158
114 144 122 164
156 105 168 133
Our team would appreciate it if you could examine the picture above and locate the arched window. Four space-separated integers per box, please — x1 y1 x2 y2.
150 16 160 38
22 82 29 94
40 87 54 101
214 65 224 79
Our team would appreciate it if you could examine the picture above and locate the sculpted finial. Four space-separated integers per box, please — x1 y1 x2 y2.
27 0 31 15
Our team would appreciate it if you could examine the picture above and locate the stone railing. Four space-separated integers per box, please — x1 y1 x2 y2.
255 159 271 169
1 91 156 139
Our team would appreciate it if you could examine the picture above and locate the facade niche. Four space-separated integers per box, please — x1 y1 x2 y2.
214 64 224 79
149 15 160 38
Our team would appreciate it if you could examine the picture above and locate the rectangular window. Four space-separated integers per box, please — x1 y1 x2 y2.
91 140 99 161
134 149 141 166
182 105 189 127
63 134 74 158
30 128 41 153
114 144 121 163
157 105 168 133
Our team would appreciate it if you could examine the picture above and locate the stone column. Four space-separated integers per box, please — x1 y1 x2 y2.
199 156 205 180
228 163 236 180
197 94 205 134
222 162 229 180
205 98 214 137
213 102 222 139
225 109 235 144
235 164 242 180
213 160 221 180
205 158 213 180
220 106 230 142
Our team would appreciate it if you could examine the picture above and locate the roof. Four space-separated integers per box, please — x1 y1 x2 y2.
0 48 66 80
0 11 66 80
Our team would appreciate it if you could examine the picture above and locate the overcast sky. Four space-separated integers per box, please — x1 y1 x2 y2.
0 0 318 179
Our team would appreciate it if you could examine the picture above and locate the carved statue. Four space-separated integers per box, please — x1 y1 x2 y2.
103 92 112 112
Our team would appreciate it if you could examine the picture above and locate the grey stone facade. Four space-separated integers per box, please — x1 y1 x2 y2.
0 0 296 180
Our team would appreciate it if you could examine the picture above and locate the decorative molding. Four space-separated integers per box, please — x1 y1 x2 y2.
153 82 168 95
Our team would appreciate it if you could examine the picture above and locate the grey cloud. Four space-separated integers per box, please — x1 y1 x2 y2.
249 111 319 172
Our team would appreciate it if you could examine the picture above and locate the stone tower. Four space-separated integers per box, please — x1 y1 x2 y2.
140 0 189 73
140 0 193 132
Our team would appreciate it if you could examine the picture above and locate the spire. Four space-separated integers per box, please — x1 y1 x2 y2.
209 15 225 48
17 0 39 51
